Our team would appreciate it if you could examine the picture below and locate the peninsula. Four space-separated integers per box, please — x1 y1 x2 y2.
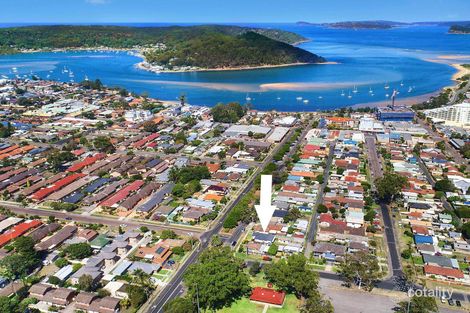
0 25 326 72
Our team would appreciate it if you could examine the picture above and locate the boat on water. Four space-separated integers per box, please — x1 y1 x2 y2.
276 96 281 101
384 83 390 90
318 96 323 99
341 90 345 96
369 87 373 94
347 92 352 99
303 99 309 104
352 85 358 93
385 93 389 98
1 75 8 79
245 94 252 101
400 81 404 87
296 96 303 101
408 86 413 93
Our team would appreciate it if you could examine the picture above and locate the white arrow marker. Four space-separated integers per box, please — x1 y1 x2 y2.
255 175 277 232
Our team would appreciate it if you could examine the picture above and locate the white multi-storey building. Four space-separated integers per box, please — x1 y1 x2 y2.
423 102 470 128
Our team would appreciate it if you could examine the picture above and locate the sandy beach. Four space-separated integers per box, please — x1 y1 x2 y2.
351 91 440 109
136 60 337 74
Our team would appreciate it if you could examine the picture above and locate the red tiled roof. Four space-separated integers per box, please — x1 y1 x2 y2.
31 173 86 201
67 153 106 172
100 180 144 207
250 287 285 306
0 220 42 247
424 265 464 279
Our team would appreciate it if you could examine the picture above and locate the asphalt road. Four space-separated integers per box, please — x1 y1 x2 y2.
365 134 403 279
0 201 204 237
304 140 336 257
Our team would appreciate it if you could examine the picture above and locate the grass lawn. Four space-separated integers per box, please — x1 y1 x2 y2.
218 298 264 313
311 264 326 271
412 256 424 265
159 269 171 275
267 294 301 313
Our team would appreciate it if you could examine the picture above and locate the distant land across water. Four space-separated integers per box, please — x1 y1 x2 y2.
0 23 469 111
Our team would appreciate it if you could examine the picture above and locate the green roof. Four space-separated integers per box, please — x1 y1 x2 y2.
90 234 110 248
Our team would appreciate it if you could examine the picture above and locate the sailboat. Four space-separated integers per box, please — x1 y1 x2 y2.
384 83 390 90
303 99 309 104
276 96 281 101
245 94 252 101
408 86 413 93
400 81 404 87
341 90 345 97
296 96 303 101
352 85 358 93
369 87 373 94
318 96 323 99
347 91 352 99
385 93 390 98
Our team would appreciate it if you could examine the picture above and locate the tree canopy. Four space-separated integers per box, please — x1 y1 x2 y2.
338 251 381 291
396 295 437 313
183 247 251 311
264 254 318 298
210 102 247 123
375 172 408 202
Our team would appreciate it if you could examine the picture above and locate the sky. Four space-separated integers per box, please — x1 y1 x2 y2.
1 0 469 24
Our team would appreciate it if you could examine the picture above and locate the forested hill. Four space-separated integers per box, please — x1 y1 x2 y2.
0 25 307 49
143 31 325 69
449 25 470 34
0 25 325 69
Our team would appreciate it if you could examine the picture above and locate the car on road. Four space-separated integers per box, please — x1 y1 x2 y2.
448 299 455 306
455 300 462 307
231 240 237 246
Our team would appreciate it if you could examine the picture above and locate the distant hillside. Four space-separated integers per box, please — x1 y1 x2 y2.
297 20 470 30
0 25 324 70
449 25 470 34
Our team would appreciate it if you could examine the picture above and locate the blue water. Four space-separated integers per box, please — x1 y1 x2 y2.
0 23 469 111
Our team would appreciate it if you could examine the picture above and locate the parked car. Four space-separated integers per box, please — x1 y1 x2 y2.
455 300 462 307
448 299 455 306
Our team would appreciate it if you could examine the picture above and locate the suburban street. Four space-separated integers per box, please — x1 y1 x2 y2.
304 140 336 257
147 126 301 312
365 134 403 280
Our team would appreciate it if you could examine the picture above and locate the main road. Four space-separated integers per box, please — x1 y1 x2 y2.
0 201 205 237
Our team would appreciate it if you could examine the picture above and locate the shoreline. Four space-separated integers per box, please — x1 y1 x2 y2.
136 60 338 74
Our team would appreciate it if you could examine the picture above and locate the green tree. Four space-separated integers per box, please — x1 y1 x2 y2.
184 247 251 311
64 243 93 259
300 291 334 313
78 274 94 291
434 178 454 192
210 102 247 123
396 295 437 313
142 121 159 133
0 296 18 313
164 297 196 313
267 243 278 256
161 230 178 240
93 136 115 153
126 285 148 308
47 150 75 170
338 251 381 291
249 261 261 276
264 254 318 298
375 172 408 202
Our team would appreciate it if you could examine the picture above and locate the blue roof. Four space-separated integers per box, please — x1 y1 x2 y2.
83 178 110 193
414 235 433 244
145 159 162 168
62 192 84 204
287 175 301 181
28 148 48 155
137 183 175 212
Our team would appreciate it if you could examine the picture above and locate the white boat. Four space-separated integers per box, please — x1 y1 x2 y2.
369 87 373 94
276 96 281 100
384 83 390 90
245 94 252 101
318 96 323 99
352 85 358 93
303 99 309 104
296 96 303 101
385 93 389 98
84 75 89 81
341 90 345 96
408 86 413 93
347 92 352 99
400 81 404 87
1 75 8 79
